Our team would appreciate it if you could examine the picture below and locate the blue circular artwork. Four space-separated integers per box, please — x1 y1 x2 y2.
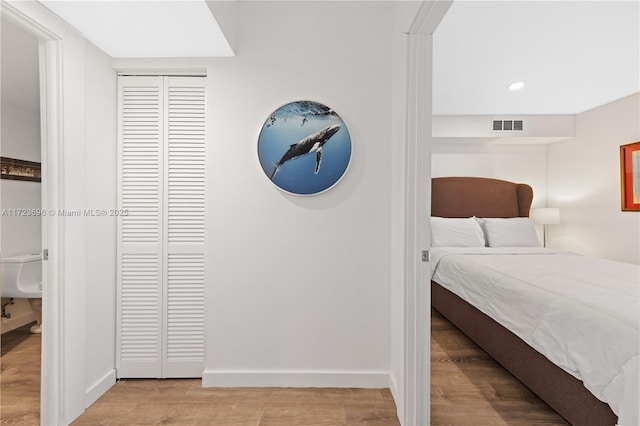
258 101 352 195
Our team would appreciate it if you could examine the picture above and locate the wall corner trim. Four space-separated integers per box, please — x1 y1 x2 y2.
388 372 403 424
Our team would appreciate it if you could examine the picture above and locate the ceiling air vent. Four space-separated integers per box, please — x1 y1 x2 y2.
492 120 523 132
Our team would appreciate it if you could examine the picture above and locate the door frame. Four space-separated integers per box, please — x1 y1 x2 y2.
403 2 452 425
1 3 64 425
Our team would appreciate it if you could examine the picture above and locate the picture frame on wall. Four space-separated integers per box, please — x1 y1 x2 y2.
257 100 352 196
620 141 640 211
0 156 41 182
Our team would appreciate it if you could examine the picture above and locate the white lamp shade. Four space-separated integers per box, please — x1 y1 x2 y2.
531 208 560 225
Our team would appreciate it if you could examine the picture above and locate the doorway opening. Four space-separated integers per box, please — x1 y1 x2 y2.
0 4 65 424
0 14 44 424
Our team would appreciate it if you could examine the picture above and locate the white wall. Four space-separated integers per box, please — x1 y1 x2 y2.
83 41 117 407
433 114 575 141
205 0 236 54
548 93 640 264
0 102 42 257
432 142 549 208
203 1 393 388
0 103 41 160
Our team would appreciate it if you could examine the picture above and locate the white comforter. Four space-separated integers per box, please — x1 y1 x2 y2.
431 247 640 426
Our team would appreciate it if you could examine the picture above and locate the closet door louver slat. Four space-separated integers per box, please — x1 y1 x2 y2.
166 254 205 366
166 81 206 245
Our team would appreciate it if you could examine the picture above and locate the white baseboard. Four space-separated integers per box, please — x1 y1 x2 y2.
85 369 116 408
202 369 390 388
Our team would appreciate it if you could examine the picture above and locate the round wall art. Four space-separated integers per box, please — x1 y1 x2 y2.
257 100 352 195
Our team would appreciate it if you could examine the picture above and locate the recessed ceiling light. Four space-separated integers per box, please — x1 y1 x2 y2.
508 81 526 91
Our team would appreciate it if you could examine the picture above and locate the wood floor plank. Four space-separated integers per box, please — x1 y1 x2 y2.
0 323 40 426
431 308 569 426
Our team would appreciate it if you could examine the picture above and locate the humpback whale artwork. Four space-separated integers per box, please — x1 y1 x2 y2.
258 101 352 195
269 124 341 180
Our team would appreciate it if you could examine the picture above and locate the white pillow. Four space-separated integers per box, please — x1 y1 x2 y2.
481 218 541 247
431 217 486 247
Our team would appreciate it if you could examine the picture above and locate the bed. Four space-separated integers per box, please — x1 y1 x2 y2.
430 177 639 426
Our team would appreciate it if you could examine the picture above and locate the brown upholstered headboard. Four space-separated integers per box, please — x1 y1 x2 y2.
432 177 533 218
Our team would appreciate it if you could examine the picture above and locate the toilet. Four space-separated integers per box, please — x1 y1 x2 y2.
1 253 42 333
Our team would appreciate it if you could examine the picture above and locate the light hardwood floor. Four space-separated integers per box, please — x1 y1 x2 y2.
74 382 399 426
2 312 570 426
431 308 568 425
0 324 398 426
0 323 41 425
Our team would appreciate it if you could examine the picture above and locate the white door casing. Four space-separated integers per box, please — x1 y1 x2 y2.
0 2 66 424
403 2 452 425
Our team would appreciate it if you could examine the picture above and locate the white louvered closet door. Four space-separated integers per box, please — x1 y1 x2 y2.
117 76 206 379
163 77 206 377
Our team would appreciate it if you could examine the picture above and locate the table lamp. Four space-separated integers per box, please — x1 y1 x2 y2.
531 207 560 247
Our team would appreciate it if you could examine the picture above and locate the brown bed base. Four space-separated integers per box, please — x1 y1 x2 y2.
432 281 617 426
